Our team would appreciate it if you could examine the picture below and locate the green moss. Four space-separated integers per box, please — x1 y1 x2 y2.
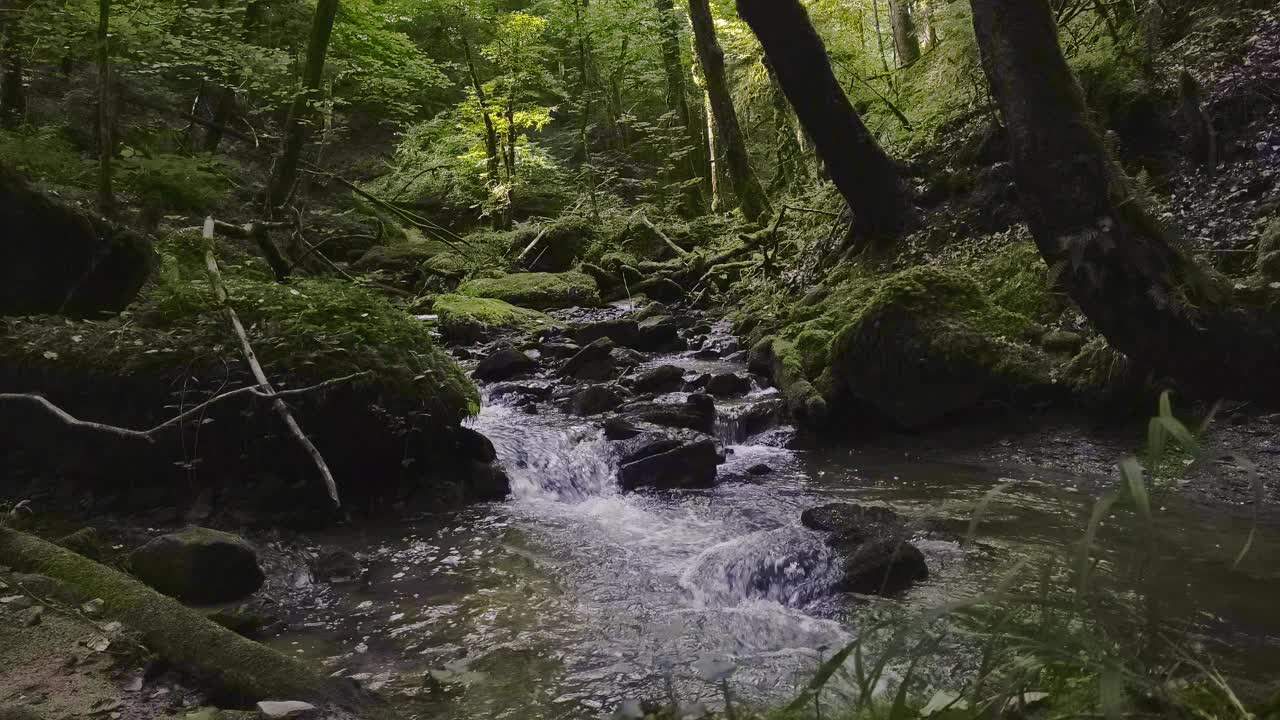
2 230 478 419
828 266 1051 428
975 240 1061 324
0 527 349 706
119 153 229 214
793 329 834 380
458 271 601 310
1059 335 1136 399
432 294 560 343
0 127 94 191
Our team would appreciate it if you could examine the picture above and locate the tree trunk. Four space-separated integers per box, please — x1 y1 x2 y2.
462 36 500 185
205 0 263 153
970 0 1280 399
266 0 339 211
0 0 27 130
687 0 770 223
655 0 705 215
764 59 802 193
95 0 114 217
739 0 915 243
887 0 921 67
704 87 722 212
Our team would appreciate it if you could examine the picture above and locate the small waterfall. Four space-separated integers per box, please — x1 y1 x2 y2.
679 527 841 608
468 398 618 502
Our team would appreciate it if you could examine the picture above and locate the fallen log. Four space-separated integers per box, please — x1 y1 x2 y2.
0 526 361 707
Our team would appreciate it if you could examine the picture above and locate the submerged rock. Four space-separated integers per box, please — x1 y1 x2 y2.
801 503 927 595
618 438 719 491
130 527 265 604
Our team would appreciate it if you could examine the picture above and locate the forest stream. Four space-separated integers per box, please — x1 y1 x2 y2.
260 313 1280 720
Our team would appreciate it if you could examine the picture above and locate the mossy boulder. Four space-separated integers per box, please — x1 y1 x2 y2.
829 266 1052 429
512 218 596 272
352 241 453 287
432 294 558 344
751 338 829 427
458 272 601 310
0 164 155 317
130 527 265 604
975 240 1061 324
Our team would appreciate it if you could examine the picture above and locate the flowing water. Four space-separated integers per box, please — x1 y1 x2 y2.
270 327 1280 719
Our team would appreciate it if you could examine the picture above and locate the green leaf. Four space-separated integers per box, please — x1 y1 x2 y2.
1077 492 1118 594
965 480 1016 546
1118 456 1150 524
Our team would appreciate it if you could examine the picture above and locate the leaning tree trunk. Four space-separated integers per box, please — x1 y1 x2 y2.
970 0 1280 398
95 0 114 217
887 0 921 67
655 0 705 215
738 0 915 244
266 0 339 211
687 0 770 223
462 36 500 186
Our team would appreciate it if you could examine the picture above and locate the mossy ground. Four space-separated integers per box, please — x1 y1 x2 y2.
2 229 478 419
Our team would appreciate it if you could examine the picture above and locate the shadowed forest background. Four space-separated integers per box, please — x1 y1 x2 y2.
2 0 1280 717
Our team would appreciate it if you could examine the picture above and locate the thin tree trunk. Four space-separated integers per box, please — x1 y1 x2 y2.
655 0 705 215
687 0 770 223
505 97 516 179
95 0 114 216
462 36 500 185
739 0 915 244
266 0 339 211
0 0 27 130
888 0 922 67
704 87 722 212
870 0 892 74
764 59 802 192
205 0 263 153
970 0 1280 398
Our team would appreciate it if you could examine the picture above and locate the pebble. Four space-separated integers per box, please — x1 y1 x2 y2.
256 700 317 719
22 605 43 626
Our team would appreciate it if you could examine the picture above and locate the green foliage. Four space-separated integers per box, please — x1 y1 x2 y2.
0 128 94 190
119 152 230 213
974 240 1062 325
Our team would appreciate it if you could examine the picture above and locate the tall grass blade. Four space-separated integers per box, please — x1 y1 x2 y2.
965 480 1016 546
1077 492 1118 594
1118 457 1151 525
1146 417 1166 468
1157 415 1199 454
1158 390 1173 419
1099 669 1124 720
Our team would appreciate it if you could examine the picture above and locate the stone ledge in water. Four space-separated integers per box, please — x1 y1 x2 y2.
801 503 928 595
618 438 719 491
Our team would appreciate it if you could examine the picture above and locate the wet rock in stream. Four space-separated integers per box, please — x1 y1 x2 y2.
473 346 538 381
618 438 720 491
571 384 629 416
621 394 716 434
801 503 928 595
628 364 686 394
130 527 266 604
559 338 618 381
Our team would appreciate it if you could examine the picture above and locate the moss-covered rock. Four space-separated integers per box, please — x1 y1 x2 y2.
351 241 455 287
432 294 558 344
750 337 829 427
1058 336 1145 406
975 240 1062 324
828 266 1052 429
458 272 601 310
129 527 265 604
0 230 484 512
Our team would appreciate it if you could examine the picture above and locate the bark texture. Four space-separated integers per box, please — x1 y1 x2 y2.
687 0 769 223
95 0 114 216
971 0 1280 399
267 0 339 210
888 0 921 66
0 0 26 130
462 36 501 186
738 0 915 242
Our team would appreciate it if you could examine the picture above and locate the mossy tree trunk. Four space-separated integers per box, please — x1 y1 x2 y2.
888 0 921 67
655 0 706 215
687 0 770 223
462 35 501 187
266 0 339 211
738 0 915 245
970 0 1280 398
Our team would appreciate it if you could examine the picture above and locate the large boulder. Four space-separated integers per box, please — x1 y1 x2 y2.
574 318 641 347
629 364 686 394
635 315 686 352
801 503 927 595
432 294 557 344
618 438 719 491
622 394 716 434
0 165 154 317
828 267 1050 430
458 272 601 311
352 242 449 287
130 527 265 604
571 384 628 415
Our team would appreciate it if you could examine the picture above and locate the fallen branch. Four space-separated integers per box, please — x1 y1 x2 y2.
210 219 294 282
629 210 690 259
0 375 370 446
202 218 342 508
513 224 552 268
